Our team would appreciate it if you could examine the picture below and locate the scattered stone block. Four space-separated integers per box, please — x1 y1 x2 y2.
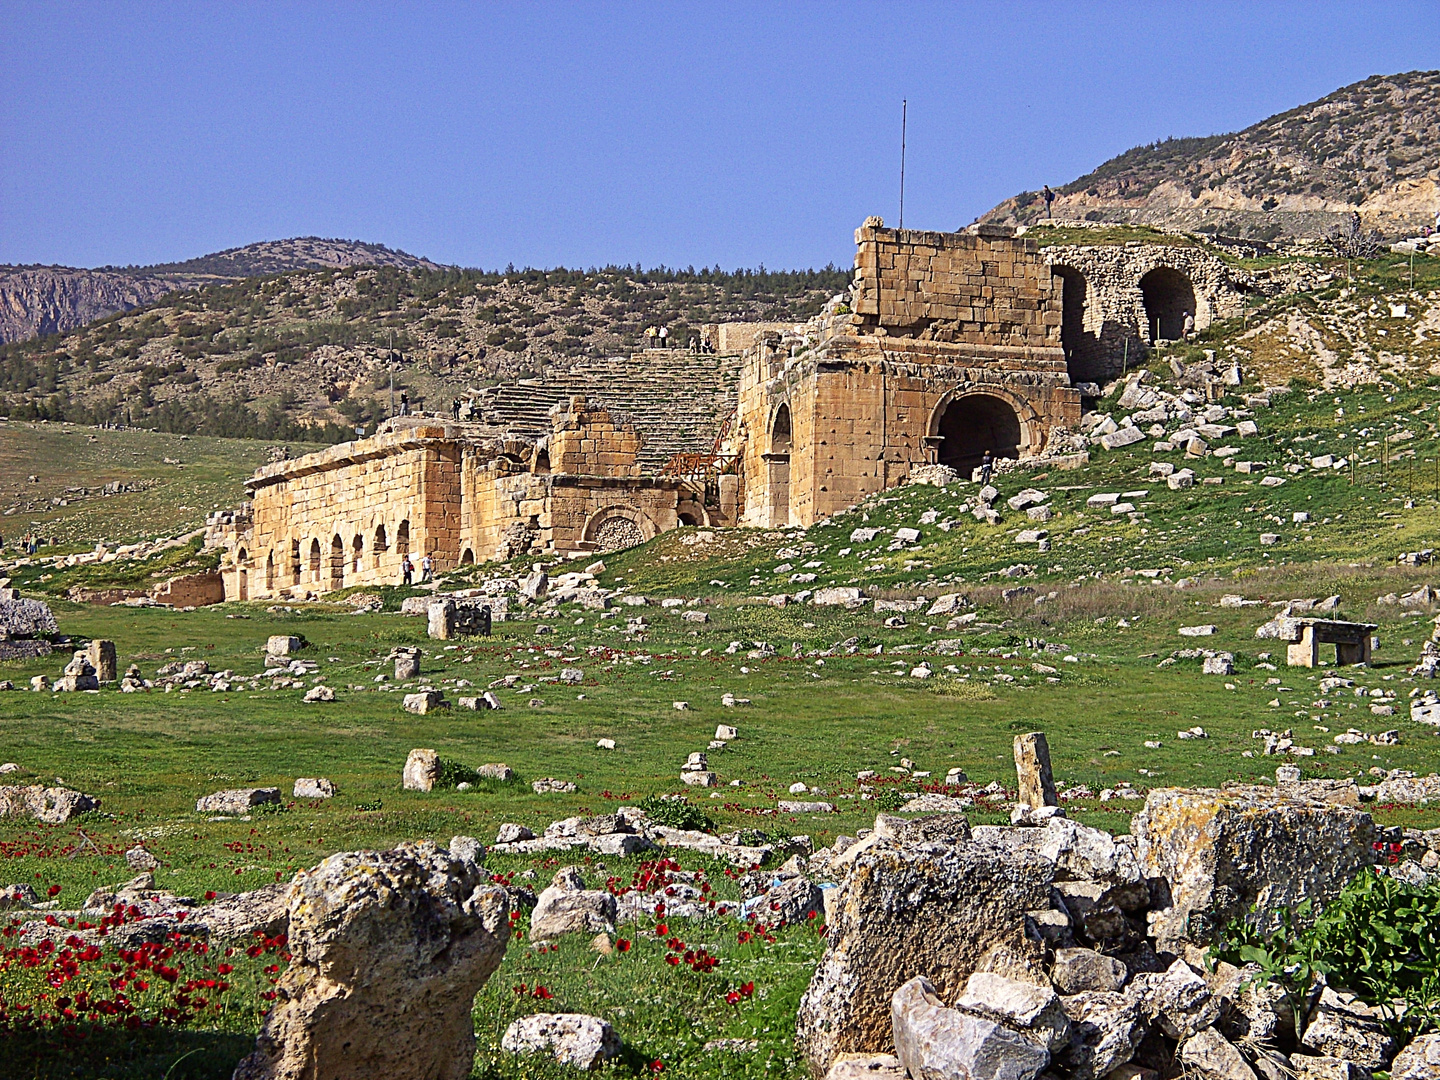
501 1013 621 1070
1133 787 1375 947
265 635 303 659
196 788 280 815
532 778 577 794
403 691 447 714
303 684 335 703
477 763 514 781
86 639 117 682
797 827 1052 1073
403 750 441 792
294 778 335 799
1014 731 1058 809
890 977 1049 1080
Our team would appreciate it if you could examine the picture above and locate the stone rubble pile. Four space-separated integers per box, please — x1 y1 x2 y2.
784 733 1431 1080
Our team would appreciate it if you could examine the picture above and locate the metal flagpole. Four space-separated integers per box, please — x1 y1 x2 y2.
899 100 907 230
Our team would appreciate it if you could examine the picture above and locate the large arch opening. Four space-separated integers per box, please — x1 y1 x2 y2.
770 403 792 453
1140 267 1196 343
291 539 302 585
374 523 388 569
1053 266 1088 377
936 394 1022 476
309 538 321 583
352 534 364 574
396 519 410 557
330 535 344 590
766 402 792 526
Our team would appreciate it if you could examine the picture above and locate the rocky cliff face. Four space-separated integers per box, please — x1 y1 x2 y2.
0 267 185 344
981 71 1440 240
0 238 438 345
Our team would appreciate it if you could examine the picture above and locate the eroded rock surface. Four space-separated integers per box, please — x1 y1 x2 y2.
232 841 509 1080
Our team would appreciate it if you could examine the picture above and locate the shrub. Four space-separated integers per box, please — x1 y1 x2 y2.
436 758 480 789
638 795 714 833
1215 868 1440 1040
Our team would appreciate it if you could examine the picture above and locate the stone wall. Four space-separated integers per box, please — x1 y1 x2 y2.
237 427 450 600
738 222 1080 527
228 401 723 600
1044 243 1256 383
852 223 1062 347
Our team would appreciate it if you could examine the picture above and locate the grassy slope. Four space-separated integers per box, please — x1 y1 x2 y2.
0 422 269 548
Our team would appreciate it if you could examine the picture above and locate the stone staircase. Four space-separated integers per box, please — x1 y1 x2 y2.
468 350 742 471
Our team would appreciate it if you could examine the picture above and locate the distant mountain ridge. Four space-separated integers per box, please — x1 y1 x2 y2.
0 238 439 344
980 71 1440 241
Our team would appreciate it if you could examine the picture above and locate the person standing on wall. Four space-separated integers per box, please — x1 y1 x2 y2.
1043 185 1055 219
659 325 668 348
979 449 994 486
401 554 413 586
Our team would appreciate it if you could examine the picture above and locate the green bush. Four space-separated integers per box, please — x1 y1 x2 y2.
1215 868 1440 1041
638 794 714 833
436 758 480 789
874 788 907 811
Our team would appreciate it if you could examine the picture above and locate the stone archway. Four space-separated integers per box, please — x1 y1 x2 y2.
583 506 654 553
235 548 249 601
330 535 344 590
309 538 321 583
1140 267 1196 343
934 393 1023 476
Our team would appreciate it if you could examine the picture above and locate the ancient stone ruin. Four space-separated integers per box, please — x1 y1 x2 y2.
207 218 1275 598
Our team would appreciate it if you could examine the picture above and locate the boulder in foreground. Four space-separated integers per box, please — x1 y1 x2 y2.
232 841 509 1080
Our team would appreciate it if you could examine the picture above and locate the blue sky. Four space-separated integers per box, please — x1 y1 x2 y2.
1 2 1437 271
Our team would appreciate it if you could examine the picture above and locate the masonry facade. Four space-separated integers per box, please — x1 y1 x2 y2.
217 220 1092 599
736 221 1082 527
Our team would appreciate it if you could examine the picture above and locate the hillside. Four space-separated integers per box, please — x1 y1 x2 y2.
981 70 1440 241
0 263 849 439
0 237 438 345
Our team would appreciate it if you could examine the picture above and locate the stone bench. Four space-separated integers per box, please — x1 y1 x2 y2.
1283 618 1379 667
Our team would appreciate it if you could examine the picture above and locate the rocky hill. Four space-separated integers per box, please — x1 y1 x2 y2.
0 238 437 345
981 71 1440 241
0 262 848 441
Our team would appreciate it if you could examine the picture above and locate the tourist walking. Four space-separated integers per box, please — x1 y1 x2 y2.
401 555 413 586
979 450 994 486
421 553 433 582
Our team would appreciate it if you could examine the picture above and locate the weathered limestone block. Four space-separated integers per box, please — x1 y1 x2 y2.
265 635 303 659
428 599 456 640
530 866 617 941
1392 1033 1440 1080
232 842 509 1080
196 788 279 815
86 639 117 682
797 836 1053 1075
0 784 100 823
1133 787 1374 946
1014 731 1058 809
501 1013 621 1069
890 976 1050 1080
403 749 441 792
